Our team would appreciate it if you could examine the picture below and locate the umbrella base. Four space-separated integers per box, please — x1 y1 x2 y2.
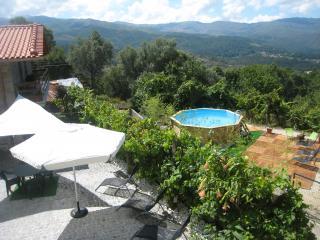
71 207 88 218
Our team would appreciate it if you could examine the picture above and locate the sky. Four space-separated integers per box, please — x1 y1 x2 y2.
0 0 320 24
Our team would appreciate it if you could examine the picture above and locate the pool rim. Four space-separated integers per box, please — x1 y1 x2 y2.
170 108 243 129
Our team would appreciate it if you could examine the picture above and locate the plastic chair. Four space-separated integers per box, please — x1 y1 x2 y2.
306 132 318 144
285 128 294 139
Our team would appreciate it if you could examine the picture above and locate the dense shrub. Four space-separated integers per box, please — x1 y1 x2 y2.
55 86 130 132
140 96 175 124
124 119 175 181
193 153 314 239
56 87 315 239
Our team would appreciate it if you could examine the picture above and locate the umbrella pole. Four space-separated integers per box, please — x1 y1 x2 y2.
71 166 88 218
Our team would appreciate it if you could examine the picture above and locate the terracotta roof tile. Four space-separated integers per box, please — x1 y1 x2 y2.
0 24 45 61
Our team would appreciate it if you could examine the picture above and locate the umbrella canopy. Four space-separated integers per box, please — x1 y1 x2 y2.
10 124 125 171
0 95 65 137
10 123 125 218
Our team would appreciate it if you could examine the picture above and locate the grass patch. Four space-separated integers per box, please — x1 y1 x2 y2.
10 176 59 200
228 131 263 156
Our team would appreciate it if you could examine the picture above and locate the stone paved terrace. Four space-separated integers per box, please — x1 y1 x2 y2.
245 133 319 189
245 131 320 238
0 161 189 240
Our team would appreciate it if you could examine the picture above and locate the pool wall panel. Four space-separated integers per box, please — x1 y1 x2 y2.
171 108 243 144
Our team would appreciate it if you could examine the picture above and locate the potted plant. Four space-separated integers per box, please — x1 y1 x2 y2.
265 107 272 134
266 126 273 134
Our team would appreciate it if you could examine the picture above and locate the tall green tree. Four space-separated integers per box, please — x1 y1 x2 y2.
100 65 130 99
68 31 113 89
118 46 141 80
45 46 71 79
9 16 29 24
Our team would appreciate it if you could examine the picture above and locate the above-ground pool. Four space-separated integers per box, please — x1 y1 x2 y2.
171 108 242 143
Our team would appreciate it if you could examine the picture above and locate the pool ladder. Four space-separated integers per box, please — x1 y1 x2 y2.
240 121 250 137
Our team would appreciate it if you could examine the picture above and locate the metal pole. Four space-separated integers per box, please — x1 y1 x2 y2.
73 166 80 211
71 166 88 218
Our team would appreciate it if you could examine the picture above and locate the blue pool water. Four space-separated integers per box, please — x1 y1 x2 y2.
172 109 240 128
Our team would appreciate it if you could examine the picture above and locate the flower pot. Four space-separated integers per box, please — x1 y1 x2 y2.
267 127 273 134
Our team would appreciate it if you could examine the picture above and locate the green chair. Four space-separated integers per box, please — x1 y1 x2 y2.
0 171 21 197
285 128 294 139
306 132 319 145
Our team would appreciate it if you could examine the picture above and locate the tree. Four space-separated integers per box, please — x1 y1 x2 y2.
132 72 179 109
46 46 66 63
175 80 206 109
100 65 131 99
141 96 175 124
45 46 71 79
139 38 182 72
68 31 113 89
9 16 29 24
118 46 141 80
44 27 56 52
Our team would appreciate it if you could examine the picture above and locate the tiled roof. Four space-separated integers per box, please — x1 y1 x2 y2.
0 24 45 61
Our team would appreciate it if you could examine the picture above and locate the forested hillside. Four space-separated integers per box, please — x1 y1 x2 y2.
3 16 318 69
61 32 320 132
139 18 320 56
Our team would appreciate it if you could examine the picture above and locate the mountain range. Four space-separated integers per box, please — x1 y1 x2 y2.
1 16 320 69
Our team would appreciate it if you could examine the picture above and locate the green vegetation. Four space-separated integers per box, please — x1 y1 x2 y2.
141 96 175 124
35 24 317 238
93 38 320 131
55 87 315 239
22 16 320 70
227 131 263 156
68 31 113 89
10 16 319 130
60 34 320 131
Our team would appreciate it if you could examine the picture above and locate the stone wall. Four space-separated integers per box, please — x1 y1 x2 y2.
0 63 17 114
0 62 30 114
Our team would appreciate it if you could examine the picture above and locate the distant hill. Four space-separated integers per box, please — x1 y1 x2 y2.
138 18 320 56
0 17 8 25
26 16 279 58
1 16 319 69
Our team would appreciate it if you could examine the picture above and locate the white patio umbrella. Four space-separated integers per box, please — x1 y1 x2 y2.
10 124 125 218
0 95 66 136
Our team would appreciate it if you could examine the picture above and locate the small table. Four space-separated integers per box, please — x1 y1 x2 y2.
12 164 42 197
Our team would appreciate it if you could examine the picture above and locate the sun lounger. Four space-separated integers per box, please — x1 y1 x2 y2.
293 145 320 165
95 165 139 196
116 187 167 216
130 213 191 240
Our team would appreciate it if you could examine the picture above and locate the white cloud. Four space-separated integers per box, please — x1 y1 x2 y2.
291 1 315 13
1 0 320 24
121 0 219 23
247 0 263 10
222 0 245 19
249 14 282 22
264 0 320 13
